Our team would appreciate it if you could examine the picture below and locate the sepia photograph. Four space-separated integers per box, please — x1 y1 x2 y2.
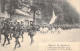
0 0 80 51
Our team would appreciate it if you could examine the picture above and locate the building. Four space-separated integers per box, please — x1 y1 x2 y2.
11 9 42 26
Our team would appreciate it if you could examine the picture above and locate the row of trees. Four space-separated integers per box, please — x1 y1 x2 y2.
4 0 41 24
2 0 80 25
53 0 79 25
35 0 80 25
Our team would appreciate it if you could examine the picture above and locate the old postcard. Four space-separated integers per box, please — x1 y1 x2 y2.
0 0 80 51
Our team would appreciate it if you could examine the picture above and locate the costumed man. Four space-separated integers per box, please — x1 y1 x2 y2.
2 20 10 46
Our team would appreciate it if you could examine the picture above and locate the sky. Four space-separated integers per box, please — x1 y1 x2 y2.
68 0 80 14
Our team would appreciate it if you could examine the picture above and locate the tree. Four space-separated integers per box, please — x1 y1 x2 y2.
35 0 79 25
6 0 22 20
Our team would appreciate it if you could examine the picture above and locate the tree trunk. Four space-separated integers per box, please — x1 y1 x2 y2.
33 11 36 25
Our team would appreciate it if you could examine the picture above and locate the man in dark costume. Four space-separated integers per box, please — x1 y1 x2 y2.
20 21 24 42
14 32 21 49
2 21 10 46
0 30 1 43
14 22 21 49
9 22 14 40
28 25 36 45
